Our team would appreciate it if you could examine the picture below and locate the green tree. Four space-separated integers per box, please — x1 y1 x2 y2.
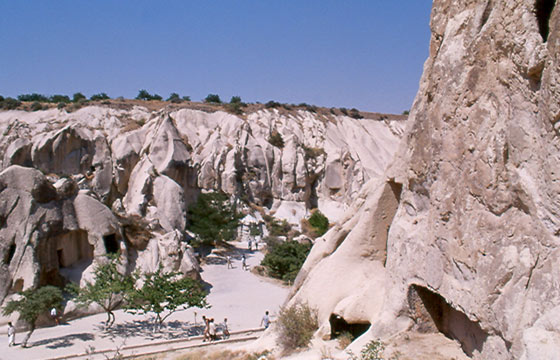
125 266 208 331
204 94 221 103
230 96 242 104
2 285 63 347
17 93 49 102
182 95 191 101
187 191 240 247
67 255 134 328
90 93 110 101
1 98 21 110
49 94 71 103
261 240 311 282
167 92 182 103
72 92 86 102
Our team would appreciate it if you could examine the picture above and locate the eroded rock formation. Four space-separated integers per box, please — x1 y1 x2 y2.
288 1 560 359
0 105 403 316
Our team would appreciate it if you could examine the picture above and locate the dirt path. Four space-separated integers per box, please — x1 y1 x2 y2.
0 242 287 360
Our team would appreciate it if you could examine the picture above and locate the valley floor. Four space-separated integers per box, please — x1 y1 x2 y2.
0 241 288 360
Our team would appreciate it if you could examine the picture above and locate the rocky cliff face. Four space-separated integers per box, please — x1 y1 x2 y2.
288 1 560 359
0 105 403 310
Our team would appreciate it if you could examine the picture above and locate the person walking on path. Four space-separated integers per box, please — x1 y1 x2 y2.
222 318 230 339
202 315 210 342
241 254 248 271
248 239 253 252
209 318 217 341
50 307 59 325
226 255 233 269
260 311 270 329
7 322 15 347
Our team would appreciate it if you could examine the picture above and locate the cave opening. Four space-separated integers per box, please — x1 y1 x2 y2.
535 0 556 41
329 314 371 340
103 233 119 254
408 284 488 357
3 243 16 265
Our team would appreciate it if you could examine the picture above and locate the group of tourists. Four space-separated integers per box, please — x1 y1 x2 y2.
202 315 229 342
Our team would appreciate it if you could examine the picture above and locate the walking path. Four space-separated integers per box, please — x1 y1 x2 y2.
0 242 287 360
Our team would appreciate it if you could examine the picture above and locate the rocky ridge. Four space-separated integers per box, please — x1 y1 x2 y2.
0 105 404 316
286 1 560 359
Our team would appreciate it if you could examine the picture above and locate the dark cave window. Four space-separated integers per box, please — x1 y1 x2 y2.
535 0 556 41
103 234 119 254
3 243 16 265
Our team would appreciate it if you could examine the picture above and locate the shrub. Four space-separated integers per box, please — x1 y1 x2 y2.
90 93 110 101
136 89 162 101
277 302 318 351
350 108 363 119
182 95 191 101
1 97 21 110
0 95 4 102
72 92 86 102
261 240 311 282
167 92 181 102
265 100 281 109
17 93 49 102
57 102 66 110
402 110 410 115
31 101 43 111
308 210 329 236
205 94 222 103
268 130 284 148
302 145 325 160
230 96 242 104
347 339 386 360
50 94 71 103
267 217 291 237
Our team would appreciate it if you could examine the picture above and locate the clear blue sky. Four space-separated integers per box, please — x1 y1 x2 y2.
0 1 432 114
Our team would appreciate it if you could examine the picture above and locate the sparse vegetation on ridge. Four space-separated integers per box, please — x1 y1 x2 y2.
277 301 318 352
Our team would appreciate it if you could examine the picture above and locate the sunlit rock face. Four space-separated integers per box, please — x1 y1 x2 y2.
288 1 560 359
0 105 403 314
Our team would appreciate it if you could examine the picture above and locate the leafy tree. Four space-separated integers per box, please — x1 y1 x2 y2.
308 210 329 236
17 93 49 102
204 94 221 103
136 89 161 101
67 255 134 328
72 92 86 102
90 92 110 101
1 98 21 110
187 191 240 247
167 92 182 103
49 94 71 103
0 95 4 102
125 266 208 331
261 240 311 282
2 285 63 347
230 96 242 104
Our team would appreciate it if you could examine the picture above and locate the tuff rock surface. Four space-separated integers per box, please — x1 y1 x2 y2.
0 105 403 318
288 1 560 359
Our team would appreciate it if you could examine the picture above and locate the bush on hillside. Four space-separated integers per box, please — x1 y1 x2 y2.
261 240 311 282
268 130 284 148
204 94 222 103
308 210 329 237
90 93 110 101
50 94 71 104
1 98 21 110
18 93 49 102
136 89 162 101
277 302 318 351
72 92 86 102
31 101 43 111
